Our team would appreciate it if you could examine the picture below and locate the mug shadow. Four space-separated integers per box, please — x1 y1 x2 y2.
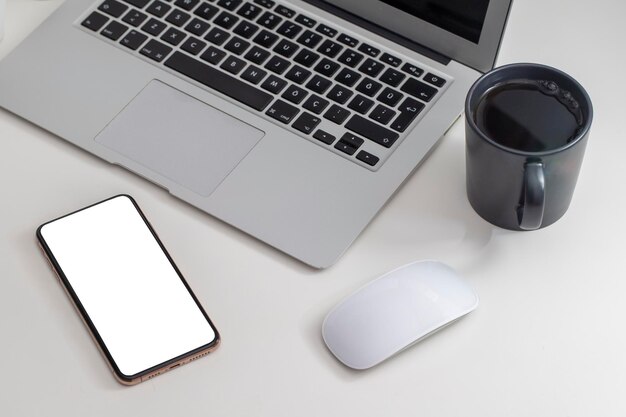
363 130 499 277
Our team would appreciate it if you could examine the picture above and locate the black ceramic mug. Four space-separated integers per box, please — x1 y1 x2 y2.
465 63 593 230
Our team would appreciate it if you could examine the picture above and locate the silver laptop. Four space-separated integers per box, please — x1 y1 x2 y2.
0 0 511 268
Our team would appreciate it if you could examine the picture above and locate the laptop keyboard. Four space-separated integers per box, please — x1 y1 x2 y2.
79 0 451 170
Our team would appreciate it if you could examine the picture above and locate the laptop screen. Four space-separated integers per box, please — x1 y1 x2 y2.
380 0 490 44
318 0 511 72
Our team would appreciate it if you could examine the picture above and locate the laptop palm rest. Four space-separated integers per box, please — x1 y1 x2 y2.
95 80 264 196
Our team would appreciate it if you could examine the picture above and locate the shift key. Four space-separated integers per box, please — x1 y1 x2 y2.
345 115 399 148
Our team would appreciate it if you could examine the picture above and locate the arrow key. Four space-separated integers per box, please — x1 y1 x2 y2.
356 150 379 166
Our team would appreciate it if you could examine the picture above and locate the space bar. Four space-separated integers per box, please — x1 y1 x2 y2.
164 52 273 111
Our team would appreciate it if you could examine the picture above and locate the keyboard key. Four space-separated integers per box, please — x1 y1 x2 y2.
390 97 425 132
257 11 281 29
122 9 148 27
317 39 342 58
165 51 273 110
306 75 331 94
200 45 226 64
380 52 401 67
101 21 129 40
355 77 382 97
82 11 109 31
337 33 358 47
400 78 437 102
293 48 320 68
356 150 379 166
233 21 259 38
99 0 129 18
185 18 211 36
401 62 423 78
326 84 352 104
335 132 364 155
303 94 329 114
221 55 246 74
295 14 316 28
358 58 384 77
346 114 399 147
334 139 359 155
335 68 360 87
292 112 320 134
358 43 380 57
337 50 363 68
347 94 374 114
324 104 350 124
261 75 287 93
282 85 308 104
225 36 250 55
123 0 150 8
313 129 335 144
120 29 148 50
161 27 186 46
314 58 339 77
266 99 299 123
237 3 262 20
276 21 303 39
194 2 219 20
180 36 207 55
296 30 322 48
214 11 239 29
369 104 396 125
240 65 267 84
285 65 311 84
166 10 191 27
377 87 403 107
244 45 270 64
253 29 278 47
275 5 295 18
145 0 170 17
141 18 166 35
273 39 299 58
379 68 405 87
316 24 337 37
217 0 242 11
264 55 290 74
205 27 230 45
174 0 199 11
253 0 275 8
423 72 446 87
140 39 173 61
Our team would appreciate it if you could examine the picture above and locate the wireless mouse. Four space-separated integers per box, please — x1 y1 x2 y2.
322 260 478 370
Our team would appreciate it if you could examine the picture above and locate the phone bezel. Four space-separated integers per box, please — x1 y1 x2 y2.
36 194 220 385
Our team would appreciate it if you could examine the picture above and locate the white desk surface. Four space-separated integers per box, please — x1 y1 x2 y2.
1 1 625 415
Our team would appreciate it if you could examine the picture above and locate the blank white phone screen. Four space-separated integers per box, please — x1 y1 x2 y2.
39 195 216 377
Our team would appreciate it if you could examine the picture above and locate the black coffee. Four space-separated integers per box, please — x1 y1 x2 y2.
474 79 584 152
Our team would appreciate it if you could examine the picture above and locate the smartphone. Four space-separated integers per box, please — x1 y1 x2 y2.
36 195 220 385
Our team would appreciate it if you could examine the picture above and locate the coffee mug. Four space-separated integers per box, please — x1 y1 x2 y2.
465 63 593 230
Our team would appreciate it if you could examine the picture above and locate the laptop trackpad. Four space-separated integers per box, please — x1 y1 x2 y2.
95 80 264 196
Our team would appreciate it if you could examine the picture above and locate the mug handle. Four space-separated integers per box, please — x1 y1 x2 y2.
517 161 545 230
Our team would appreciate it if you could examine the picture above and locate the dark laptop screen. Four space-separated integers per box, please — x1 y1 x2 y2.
380 0 490 43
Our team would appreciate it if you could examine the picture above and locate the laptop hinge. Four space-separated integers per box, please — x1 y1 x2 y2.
300 0 451 66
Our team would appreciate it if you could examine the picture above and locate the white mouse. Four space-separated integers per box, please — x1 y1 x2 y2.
322 260 478 370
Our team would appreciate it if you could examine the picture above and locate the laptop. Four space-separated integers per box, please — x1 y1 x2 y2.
0 0 512 268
